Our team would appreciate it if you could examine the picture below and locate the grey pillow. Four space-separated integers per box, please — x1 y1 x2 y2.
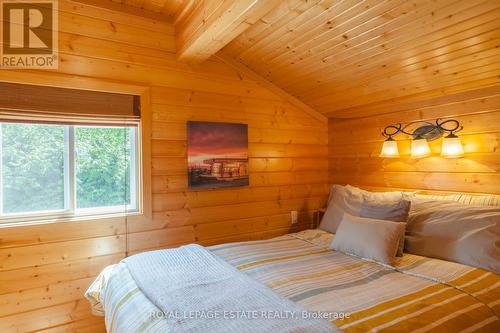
319 185 363 233
330 213 405 264
360 197 411 221
320 185 410 256
360 197 411 257
406 199 500 274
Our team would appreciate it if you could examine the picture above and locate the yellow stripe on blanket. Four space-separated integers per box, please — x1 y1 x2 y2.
448 269 500 316
335 284 446 326
489 299 500 316
109 288 141 332
237 249 330 270
267 262 364 289
449 269 490 287
458 273 500 296
336 285 500 333
370 294 498 333
415 307 500 333
461 317 500 333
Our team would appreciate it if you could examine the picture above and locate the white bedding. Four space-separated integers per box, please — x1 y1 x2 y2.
121 243 337 333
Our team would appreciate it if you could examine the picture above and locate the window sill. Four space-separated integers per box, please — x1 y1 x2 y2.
0 211 142 228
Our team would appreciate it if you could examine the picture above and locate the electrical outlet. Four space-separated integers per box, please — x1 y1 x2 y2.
291 211 298 224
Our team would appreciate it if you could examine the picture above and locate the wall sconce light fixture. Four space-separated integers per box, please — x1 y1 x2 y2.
410 137 431 158
379 137 399 158
380 119 464 159
441 132 465 158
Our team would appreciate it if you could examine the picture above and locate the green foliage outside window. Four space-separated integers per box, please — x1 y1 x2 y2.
1 123 133 215
76 127 131 209
1 123 65 213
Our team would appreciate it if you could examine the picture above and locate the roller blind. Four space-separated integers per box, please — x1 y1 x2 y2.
0 82 140 126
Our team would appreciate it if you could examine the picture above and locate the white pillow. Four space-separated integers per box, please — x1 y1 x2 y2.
406 199 500 274
415 193 500 207
347 185 404 202
330 213 405 264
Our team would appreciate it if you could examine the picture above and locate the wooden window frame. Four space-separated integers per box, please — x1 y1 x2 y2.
0 73 152 229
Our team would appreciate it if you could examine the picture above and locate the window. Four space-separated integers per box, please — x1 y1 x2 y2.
0 122 139 223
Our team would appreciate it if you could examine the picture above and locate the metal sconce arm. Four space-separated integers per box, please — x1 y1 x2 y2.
382 119 463 141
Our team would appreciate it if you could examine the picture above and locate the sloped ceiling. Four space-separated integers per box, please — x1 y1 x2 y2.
75 0 500 118
110 0 186 20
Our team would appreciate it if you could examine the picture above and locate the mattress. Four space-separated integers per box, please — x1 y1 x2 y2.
86 229 500 332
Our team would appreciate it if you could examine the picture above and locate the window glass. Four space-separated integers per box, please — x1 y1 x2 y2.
0 123 138 222
75 126 132 209
1 123 65 214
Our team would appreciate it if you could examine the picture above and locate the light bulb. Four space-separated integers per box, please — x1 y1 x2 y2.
411 138 431 158
441 133 464 158
379 138 399 158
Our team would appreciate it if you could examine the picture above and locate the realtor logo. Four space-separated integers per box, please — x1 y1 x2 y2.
1 0 58 69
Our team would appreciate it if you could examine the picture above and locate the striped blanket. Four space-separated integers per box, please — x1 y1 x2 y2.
85 229 500 332
122 244 336 332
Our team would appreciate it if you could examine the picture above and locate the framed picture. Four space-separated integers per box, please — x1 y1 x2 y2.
187 121 249 190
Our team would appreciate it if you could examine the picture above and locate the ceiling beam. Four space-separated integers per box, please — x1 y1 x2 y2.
176 0 281 63
216 53 327 124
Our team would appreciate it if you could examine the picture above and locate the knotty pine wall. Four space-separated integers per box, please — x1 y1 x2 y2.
0 1 328 332
329 85 500 194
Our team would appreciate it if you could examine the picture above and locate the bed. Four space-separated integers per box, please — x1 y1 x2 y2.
86 229 500 332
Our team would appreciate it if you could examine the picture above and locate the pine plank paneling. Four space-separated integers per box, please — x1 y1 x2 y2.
0 254 123 295
105 0 185 20
176 0 281 62
2 1 497 331
0 1 328 332
0 300 93 333
329 86 500 194
0 235 126 272
221 0 500 116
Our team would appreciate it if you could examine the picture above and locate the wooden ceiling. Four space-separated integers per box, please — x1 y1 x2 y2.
109 0 186 20
221 0 500 117
78 0 500 118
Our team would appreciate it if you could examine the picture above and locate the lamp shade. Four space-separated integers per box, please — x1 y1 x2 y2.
441 134 464 158
411 138 431 158
379 138 399 158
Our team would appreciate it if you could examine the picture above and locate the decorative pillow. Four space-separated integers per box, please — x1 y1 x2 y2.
330 213 405 264
360 197 411 256
319 185 363 233
320 185 410 256
406 199 500 274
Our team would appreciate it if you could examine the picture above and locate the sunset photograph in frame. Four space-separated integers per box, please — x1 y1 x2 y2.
187 121 249 190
